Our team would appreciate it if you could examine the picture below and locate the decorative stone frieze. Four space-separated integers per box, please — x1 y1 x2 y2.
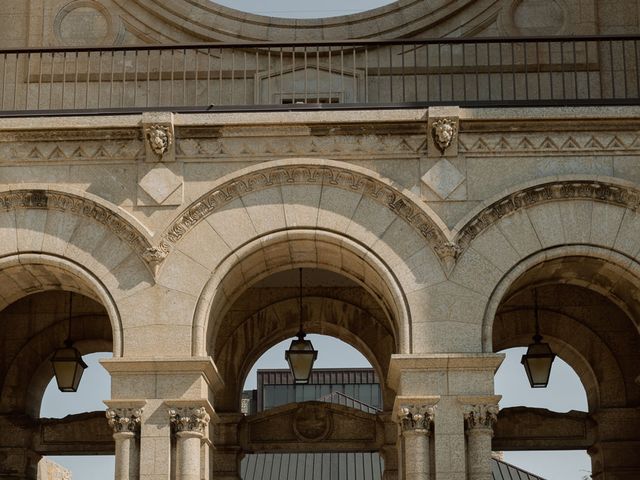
0 189 154 265
463 404 499 432
156 163 451 263
106 407 143 434
459 132 640 156
456 180 640 255
169 406 210 434
397 404 435 434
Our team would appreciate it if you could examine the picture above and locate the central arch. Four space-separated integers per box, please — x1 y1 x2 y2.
193 228 411 358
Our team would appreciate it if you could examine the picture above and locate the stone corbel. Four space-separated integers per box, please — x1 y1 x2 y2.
142 112 175 163
427 106 460 157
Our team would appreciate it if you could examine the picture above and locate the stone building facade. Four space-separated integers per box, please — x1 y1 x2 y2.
0 1 639 479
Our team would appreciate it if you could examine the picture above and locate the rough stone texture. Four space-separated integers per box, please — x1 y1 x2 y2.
0 3 640 480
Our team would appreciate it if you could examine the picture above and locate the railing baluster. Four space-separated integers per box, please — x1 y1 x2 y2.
85 51 91 109
122 50 127 108
25 52 31 110
573 39 578 99
635 40 640 99
609 39 616 98
1 53 6 110
145 50 152 108
134 50 139 107
61 52 67 110
38 52 43 109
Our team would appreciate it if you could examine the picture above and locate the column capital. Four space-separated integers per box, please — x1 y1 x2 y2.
105 401 145 434
462 403 499 432
168 406 211 435
394 396 439 434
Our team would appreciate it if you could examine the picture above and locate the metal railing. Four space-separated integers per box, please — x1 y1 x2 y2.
0 35 639 115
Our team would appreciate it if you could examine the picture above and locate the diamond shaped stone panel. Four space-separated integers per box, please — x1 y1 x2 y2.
138 164 183 205
421 159 465 200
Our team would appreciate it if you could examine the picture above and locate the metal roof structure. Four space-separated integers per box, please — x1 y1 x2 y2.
241 368 547 480
240 453 547 480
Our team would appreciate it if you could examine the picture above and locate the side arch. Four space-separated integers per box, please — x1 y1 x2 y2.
482 245 640 352
0 253 124 357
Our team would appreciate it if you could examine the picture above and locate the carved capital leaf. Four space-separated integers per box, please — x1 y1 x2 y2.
105 407 143 434
397 404 435 433
463 404 498 432
169 406 210 434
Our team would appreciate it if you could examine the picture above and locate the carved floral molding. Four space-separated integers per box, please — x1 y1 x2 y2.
169 406 210 434
155 164 451 262
397 404 435 433
463 404 498 431
105 407 143 434
456 180 640 254
0 189 154 265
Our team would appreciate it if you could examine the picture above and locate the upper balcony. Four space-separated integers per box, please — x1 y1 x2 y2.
0 35 639 116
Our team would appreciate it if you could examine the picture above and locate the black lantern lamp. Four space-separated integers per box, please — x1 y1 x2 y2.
51 293 87 392
285 269 317 384
520 289 556 388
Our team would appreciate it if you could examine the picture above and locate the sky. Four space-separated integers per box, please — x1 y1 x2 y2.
42 340 591 480
212 0 393 18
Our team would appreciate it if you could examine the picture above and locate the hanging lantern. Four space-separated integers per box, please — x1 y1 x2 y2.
51 293 87 392
285 332 318 384
285 269 318 384
51 339 88 392
520 289 556 388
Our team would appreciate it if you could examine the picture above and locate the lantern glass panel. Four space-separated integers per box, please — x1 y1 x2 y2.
285 337 318 384
521 341 556 388
51 346 88 392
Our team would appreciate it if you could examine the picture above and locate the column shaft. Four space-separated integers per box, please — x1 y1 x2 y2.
176 431 203 480
466 428 493 480
114 431 136 480
403 430 430 480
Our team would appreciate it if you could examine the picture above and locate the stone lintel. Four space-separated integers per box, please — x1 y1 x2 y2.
457 395 502 407
103 399 147 410
387 354 504 391
100 357 224 392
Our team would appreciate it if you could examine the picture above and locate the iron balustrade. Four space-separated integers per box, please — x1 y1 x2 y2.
0 35 638 115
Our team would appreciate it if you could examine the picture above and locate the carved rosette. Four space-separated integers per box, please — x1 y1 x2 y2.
463 404 498 433
431 118 457 153
106 407 143 434
169 406 210 435
397 405 435 434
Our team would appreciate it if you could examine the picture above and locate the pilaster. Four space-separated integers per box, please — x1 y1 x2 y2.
388 354 503 480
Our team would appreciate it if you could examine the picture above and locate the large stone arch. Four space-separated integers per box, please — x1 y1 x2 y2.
152 160 450 356
192 229 411 356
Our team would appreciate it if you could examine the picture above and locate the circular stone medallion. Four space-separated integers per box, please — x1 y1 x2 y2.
54 1 118 46
293 405 332 442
